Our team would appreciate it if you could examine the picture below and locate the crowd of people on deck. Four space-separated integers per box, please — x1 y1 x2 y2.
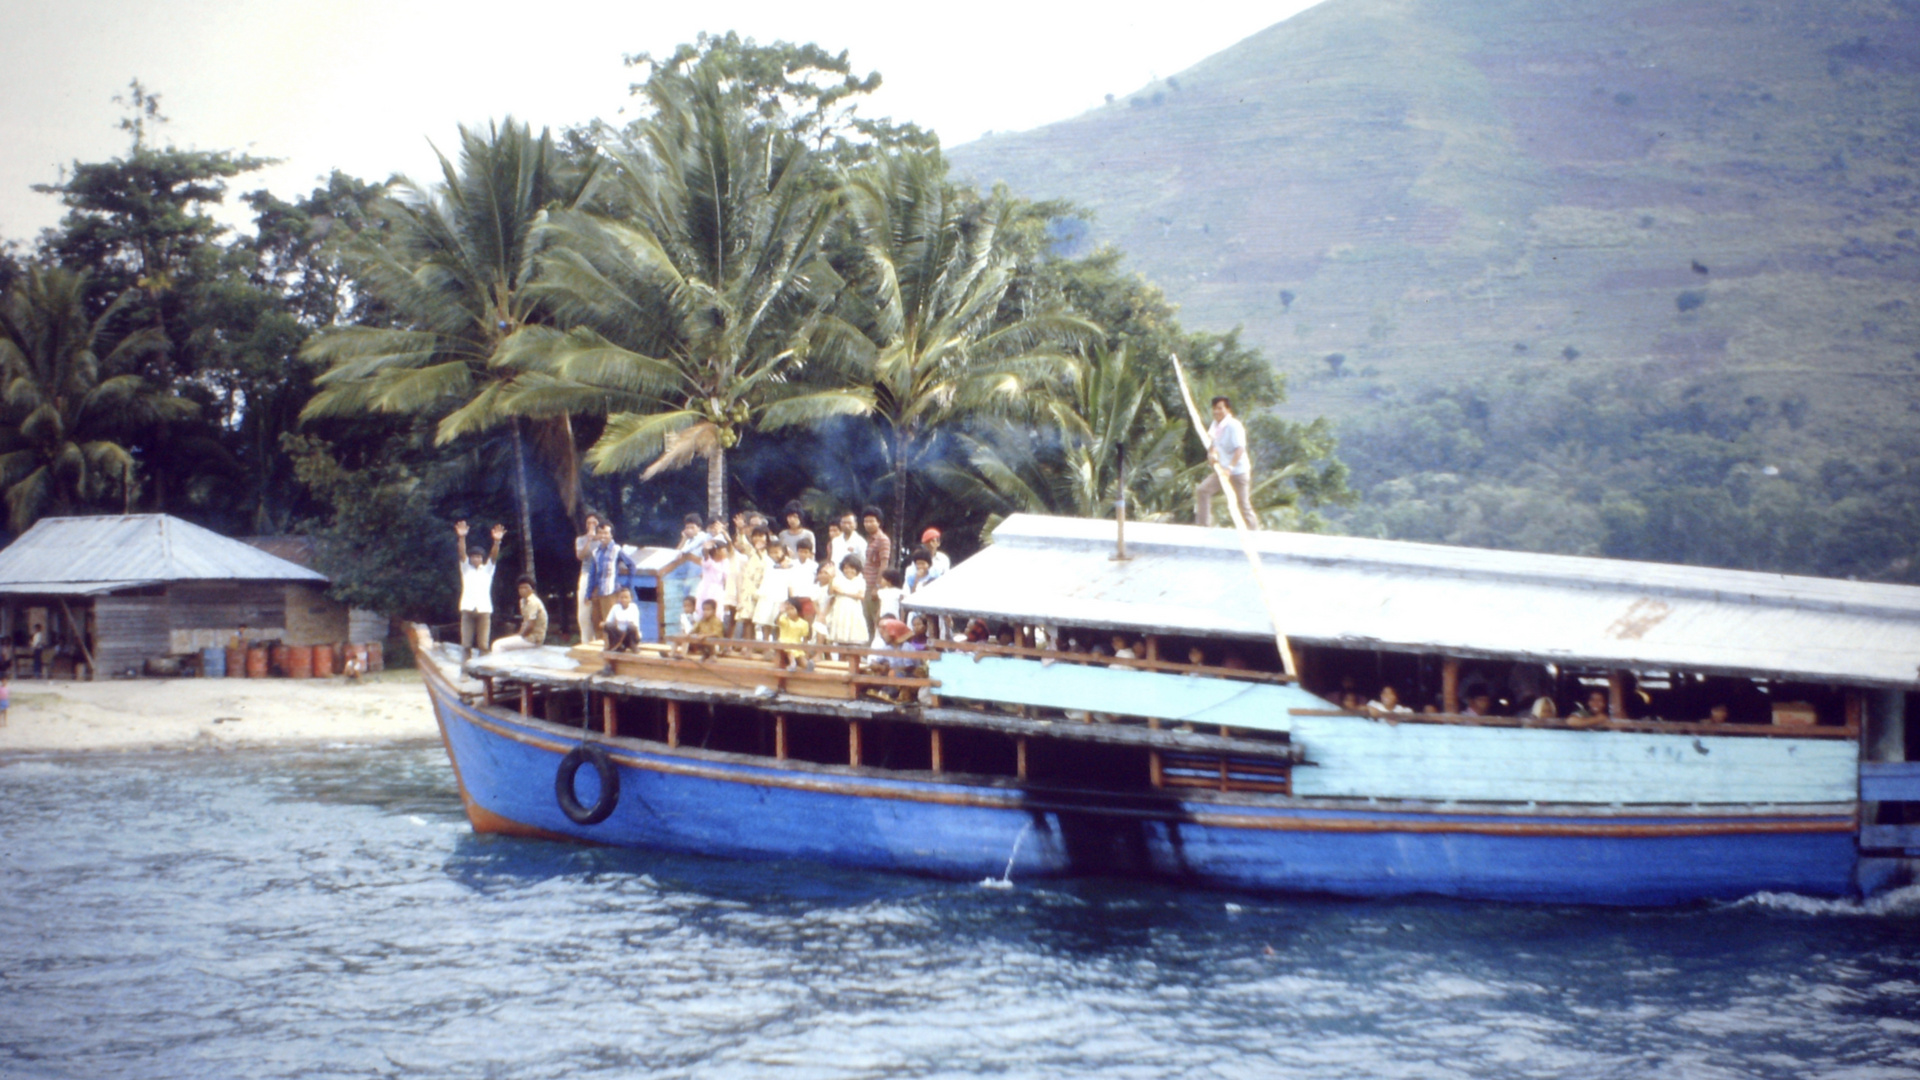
449 503 953 675
537 503 953 680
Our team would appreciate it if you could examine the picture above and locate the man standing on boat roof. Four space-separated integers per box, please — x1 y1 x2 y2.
1195 395 1256 528
455 520 503 659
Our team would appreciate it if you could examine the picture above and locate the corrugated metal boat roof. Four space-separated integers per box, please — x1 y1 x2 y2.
0 515 326 595
904 515 1920 689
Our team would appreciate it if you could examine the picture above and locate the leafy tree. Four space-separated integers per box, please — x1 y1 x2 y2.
491 61 860 522
933 345 1185 538
282 433 455 622
800 149 1097 553
301 118 600 580
34 82 274 351
240 170 389 329
0 268 188 530
621 32 935 163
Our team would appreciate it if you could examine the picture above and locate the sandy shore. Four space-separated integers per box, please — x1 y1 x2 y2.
0 670 439 753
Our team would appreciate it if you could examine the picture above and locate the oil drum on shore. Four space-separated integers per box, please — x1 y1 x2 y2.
285 645 313 679
245 646 269 678
313 644 336 678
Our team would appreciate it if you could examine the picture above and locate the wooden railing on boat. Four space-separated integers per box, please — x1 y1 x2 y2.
1287 708 1860 739
573 636 936 702
927 639 1294 683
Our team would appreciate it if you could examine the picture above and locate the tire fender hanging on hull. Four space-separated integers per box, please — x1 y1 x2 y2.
556 743 621 825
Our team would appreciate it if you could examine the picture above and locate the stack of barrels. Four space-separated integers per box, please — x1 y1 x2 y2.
218 640 386 678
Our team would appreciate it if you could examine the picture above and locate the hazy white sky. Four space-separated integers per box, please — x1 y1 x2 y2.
0 0 1321 242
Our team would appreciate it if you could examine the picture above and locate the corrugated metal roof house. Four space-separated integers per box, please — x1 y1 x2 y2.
0 515 326 678
905 514 1920 691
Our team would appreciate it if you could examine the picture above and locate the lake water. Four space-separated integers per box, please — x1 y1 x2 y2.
1 745 1916 1080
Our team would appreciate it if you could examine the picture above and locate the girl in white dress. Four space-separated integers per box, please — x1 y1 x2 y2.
824 555 869 654
752 546 791 640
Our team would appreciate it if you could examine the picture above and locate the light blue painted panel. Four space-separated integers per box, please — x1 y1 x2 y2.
927 654 1329 733
1289 714 1858 805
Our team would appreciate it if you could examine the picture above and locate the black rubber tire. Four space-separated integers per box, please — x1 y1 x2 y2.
555 743 620 826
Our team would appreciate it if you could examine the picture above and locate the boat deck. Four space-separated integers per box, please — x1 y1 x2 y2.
458 640 1305 763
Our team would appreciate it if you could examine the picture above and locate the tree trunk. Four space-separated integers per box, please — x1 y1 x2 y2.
707 444 727 523
530 414 582 523
510 418 537 585
890 431 909 570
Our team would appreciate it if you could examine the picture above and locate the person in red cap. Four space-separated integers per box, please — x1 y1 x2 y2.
919 527 950 578
868 617 920 702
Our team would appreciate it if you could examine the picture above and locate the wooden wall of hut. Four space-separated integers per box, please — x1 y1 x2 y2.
282 584 350 647
93 593 169 676
166 582 287 646
347 608 389 645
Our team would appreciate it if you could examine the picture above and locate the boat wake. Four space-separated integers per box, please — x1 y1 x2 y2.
1722 883 1920 918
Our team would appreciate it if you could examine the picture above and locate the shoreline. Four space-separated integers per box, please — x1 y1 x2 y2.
0 669 440 754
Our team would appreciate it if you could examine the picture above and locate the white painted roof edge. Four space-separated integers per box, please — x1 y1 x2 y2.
987 514 1920 619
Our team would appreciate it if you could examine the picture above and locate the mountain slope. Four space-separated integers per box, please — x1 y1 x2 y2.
951 0 1920 441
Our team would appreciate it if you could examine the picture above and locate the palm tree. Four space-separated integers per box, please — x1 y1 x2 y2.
300 118 598 581
800 149 1097 556
0 267 186 531
486 65 863 521
932 345 1189 537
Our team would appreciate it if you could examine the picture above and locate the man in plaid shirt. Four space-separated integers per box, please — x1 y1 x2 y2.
858 505 892 632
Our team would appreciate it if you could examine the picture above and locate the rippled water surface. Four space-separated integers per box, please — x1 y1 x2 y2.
2 746 1917 1079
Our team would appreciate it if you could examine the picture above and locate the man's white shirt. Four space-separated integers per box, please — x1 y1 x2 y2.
459 560 497 613
1209 415 1251 477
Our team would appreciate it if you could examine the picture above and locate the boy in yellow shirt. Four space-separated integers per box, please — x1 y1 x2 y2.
774 599 812 671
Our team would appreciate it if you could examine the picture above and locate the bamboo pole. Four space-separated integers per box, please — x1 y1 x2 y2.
1442 658 1461 715
666 699 680 748
1169 353 1297 677
774 714 788 760
1016 737 1029 780
930 728 944 774
601 694 616 737
849 720 863 767
57 599 95 675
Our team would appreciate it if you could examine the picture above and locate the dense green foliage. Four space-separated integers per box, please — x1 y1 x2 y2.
2 47 1347 621
1338 365 1920 581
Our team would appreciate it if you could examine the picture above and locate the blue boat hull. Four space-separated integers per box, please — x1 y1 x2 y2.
424 669 1860 906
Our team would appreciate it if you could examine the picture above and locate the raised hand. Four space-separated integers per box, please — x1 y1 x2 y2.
454 520 470 537
491 523 507 541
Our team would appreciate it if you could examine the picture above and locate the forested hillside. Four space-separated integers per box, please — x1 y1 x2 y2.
952 0 1920 581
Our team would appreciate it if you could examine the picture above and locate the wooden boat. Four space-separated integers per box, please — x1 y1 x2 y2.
414 515 1920 905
